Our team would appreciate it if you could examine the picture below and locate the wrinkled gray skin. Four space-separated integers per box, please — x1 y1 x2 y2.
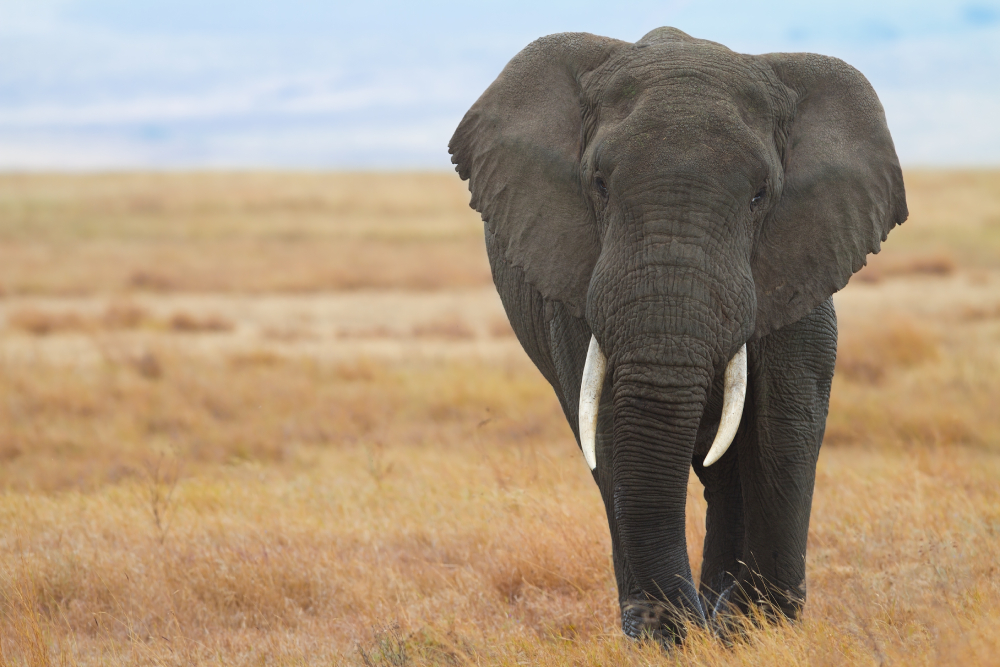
449 27 907 642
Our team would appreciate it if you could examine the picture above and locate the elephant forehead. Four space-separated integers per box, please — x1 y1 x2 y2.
588 101 777 195
596 42 774 105
586 43 789 146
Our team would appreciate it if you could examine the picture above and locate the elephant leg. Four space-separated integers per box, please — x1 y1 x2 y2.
546 301 643 625
731 297 837 619
692 433 744 617
488 235 647 629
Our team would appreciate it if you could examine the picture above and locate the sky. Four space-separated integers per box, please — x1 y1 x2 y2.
1 0 998 170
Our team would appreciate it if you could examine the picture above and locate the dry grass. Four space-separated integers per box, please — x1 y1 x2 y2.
3 304 237 336
6 303 151 335
489 317 517 339
1 170 999 665
0 358 997 665
166 311 233 333
411 316 476 340
826 310 1000 450
854 252 957 283
0 172 490 296
834 318 940 384
0 352 560 493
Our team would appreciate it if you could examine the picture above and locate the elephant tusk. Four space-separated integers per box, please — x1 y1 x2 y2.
579 335 607 471
703 343 748 467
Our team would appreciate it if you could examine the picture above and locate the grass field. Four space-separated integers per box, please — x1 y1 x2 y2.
1 171 1000 665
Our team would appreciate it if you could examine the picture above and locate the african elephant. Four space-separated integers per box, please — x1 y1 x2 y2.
449 27 906 641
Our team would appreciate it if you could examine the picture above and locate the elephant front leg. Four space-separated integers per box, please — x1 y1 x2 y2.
732 298 837 619
692 439 744 618
692 367 758 622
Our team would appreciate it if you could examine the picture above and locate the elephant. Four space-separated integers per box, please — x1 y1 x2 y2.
449 27 906 641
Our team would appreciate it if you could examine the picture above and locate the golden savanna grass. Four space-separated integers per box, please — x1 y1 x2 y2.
1 171 1000 665
0 173 490 296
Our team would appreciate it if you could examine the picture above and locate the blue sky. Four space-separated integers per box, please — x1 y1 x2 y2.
1 0 998 169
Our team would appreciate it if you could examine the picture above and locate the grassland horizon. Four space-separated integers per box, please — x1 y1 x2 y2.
1 170 999 665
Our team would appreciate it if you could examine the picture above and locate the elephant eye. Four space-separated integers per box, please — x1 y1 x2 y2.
750 185 767 211
595 175 609 200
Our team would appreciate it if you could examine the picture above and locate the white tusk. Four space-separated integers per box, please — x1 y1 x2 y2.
703 343 748 467
579 335 607 471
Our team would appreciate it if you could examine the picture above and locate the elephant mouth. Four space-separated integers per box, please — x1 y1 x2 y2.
578 336 748 470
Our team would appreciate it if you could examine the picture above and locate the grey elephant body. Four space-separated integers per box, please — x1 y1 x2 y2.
452 27 905 640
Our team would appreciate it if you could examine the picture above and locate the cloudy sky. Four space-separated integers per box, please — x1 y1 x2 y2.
1 0 998 169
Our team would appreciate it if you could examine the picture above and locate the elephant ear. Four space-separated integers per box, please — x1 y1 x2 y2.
449 33 627 318
751 53 908 339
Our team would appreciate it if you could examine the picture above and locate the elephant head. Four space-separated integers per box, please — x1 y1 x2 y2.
450 27 905 640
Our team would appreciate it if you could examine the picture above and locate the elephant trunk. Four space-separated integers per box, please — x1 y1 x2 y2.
584 199 756 640
608 336 718 640
580 339 746 470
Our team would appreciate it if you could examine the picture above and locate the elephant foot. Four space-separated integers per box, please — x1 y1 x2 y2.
710 582 738 620
705 583 746 641
707 579 804 640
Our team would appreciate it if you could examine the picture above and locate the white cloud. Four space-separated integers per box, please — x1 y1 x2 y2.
0 71 470 127
0 0 998 168
882 90 1000 165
